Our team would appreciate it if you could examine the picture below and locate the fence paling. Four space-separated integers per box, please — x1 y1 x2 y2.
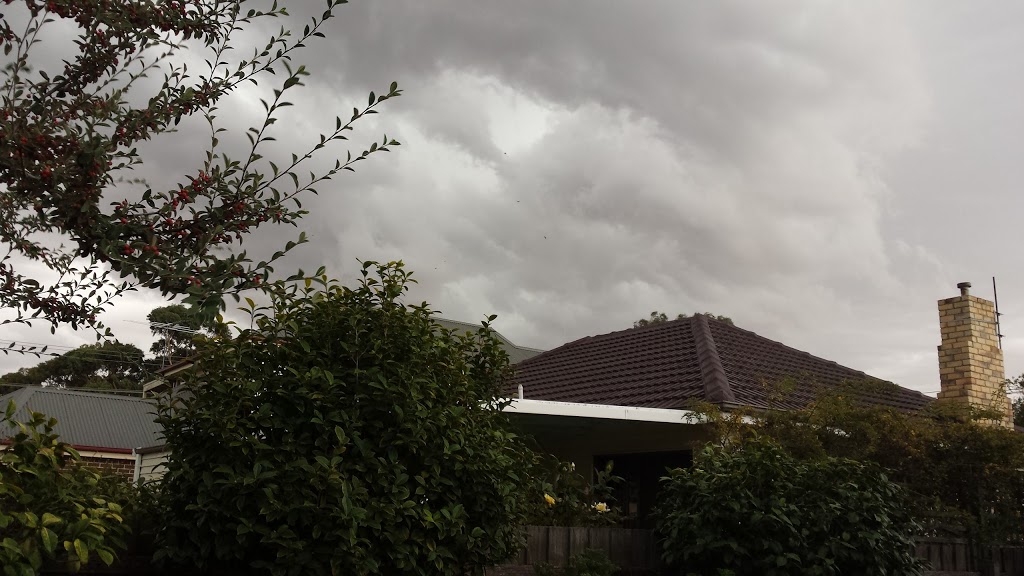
918 537 973 573
512 526 658 569
506 528 1024 576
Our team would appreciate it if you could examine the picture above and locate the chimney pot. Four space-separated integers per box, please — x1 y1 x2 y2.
957 282 972 296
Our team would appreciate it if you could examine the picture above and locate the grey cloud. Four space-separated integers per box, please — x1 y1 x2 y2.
11 0 1024 397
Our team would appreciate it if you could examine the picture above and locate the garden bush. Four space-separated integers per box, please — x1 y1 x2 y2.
655 436 922 576
156 261 536 575
527 456 623 527
692 383 1024 547
0 401 132 575
534 548 619 576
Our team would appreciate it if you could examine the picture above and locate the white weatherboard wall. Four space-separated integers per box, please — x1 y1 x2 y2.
137 450 168 482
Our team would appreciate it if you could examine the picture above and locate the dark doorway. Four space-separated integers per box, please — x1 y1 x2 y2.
594 450 692 529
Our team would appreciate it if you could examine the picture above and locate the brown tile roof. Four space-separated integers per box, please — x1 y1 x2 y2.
511 315 932 412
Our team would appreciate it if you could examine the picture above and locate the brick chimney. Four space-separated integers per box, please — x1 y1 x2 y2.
936 282 1013 426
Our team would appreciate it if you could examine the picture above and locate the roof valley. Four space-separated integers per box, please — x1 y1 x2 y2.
691 315 736 404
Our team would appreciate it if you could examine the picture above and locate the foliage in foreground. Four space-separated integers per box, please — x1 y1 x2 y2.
1006 373 1024 427
694 381 1024 547
0 401 132 575
655 436 923 576
527 456 623 527
1 0 399 337
534 548 619 576
156 261 534 575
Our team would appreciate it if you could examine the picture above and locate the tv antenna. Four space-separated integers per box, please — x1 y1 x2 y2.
993 276 1004 350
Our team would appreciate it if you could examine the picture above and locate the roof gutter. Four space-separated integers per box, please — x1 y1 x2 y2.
503 398 695 424
0 439 135 455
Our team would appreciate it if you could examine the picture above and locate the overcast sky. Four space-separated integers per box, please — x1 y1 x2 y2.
5 0 1024 395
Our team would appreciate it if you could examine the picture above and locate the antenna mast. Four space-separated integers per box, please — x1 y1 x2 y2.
993 276 1004 349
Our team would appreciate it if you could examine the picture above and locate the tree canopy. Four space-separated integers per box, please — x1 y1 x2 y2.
1 0 399 338
156 262 534 575
633 311 733 328
0 341 148 393
147 304 229 363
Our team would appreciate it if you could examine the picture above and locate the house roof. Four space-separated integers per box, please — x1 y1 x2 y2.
434 318 545 364
0 387 162 452
511 314 932 412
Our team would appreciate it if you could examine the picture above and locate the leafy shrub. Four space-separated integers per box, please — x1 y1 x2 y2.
693 383 1024 547
656 436 923 576
567 548 619 576
0 401 131 575
157 261 535 575
534 548 619 576
528 456 623 527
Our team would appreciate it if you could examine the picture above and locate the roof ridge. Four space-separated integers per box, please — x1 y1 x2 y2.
708 320 930 399
4 386 154 404
691 315 735 404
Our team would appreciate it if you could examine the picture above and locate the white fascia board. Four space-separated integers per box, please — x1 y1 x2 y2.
503 398 695 424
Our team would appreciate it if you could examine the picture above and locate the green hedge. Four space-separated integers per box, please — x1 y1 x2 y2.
655 437 923 576
156 262 535 575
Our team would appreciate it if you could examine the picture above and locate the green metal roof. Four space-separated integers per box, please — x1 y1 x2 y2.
0 387 162 451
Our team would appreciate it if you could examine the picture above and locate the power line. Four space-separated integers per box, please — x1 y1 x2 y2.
0 342 169 375
0 382 145 395
0 340 165 364
125 320 206 334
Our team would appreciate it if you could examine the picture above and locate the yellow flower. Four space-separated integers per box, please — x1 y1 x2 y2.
544 494 556 507
592 502 609 513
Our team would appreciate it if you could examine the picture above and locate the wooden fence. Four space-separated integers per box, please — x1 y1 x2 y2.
491 528 1024 576
493 525 660 575
916 537 1024 576
35 526 1024 575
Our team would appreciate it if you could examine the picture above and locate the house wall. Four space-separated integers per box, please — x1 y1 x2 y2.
138 450 169 482
80 454 135 481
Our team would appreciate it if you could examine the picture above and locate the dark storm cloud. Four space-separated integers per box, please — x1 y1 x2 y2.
7 1 1024 395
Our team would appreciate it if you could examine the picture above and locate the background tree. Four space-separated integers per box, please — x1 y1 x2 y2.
0 341 148 392
147 304 228 363
1007 374 1024 427
156 262 534 575
633 311 733 328
0 0 400 339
